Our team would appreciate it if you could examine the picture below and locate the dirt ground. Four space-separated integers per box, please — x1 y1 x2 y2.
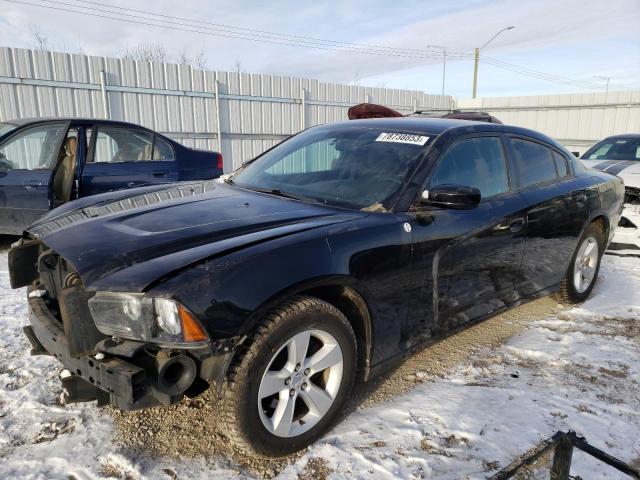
110 295 560 478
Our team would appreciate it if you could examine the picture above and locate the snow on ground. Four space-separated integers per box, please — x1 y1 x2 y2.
0 248 638 479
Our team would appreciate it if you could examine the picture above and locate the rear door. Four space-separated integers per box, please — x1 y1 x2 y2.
80 125 179 196
0 122 67 234
506 136 590 296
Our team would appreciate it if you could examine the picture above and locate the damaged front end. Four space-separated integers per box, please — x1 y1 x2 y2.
10 238 240 410
609 186 640 256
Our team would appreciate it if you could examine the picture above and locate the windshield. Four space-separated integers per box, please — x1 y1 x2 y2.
230 125 432 211
0 122 18 138
582 138 640 161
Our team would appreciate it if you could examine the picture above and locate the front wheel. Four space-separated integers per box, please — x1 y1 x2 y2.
557 223 604 304
220 296 357 457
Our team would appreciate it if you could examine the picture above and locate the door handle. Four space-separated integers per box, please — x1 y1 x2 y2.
152 170 169 177
23 180 42 190
509 218 525 233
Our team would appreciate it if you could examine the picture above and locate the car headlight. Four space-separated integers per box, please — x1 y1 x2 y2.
88 292 208 346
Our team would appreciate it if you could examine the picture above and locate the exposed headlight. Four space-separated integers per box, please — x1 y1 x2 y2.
88 292 208 346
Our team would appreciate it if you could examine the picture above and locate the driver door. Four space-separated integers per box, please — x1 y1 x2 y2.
0 123 67 234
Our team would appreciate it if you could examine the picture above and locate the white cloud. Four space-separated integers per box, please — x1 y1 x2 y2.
0 0 638 95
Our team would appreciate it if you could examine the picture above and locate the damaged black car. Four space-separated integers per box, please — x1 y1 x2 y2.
9 117 624 456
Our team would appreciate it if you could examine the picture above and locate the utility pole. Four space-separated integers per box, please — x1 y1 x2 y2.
472 26 514 98
472 47 479 99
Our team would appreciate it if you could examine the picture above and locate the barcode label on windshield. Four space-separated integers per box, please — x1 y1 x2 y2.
375 132 429 146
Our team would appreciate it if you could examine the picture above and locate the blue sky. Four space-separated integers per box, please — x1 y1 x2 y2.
1 0 639 98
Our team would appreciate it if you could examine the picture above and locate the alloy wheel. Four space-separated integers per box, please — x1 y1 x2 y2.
257 329 344 438
573 235 599 293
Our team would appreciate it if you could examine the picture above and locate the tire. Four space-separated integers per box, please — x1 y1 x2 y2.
220 295 357 457
556 223 605 304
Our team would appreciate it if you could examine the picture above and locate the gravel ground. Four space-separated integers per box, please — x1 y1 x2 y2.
110 295 558 478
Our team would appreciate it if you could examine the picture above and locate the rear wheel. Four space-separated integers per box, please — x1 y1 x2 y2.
220 295 356 456
557 223 604 304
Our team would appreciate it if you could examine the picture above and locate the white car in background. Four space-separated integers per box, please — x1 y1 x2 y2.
581 134 640 256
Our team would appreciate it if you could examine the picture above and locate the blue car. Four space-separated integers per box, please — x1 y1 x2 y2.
0 118 223 234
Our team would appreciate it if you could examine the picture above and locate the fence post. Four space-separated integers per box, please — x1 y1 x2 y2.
99 70 110 119
550 437 574 480
300 87 306 131
214 79 223 163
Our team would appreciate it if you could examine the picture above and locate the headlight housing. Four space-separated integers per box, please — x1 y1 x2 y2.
88 292 208 346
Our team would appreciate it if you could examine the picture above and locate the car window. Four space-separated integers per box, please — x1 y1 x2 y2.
266 138 338 175
583 138 640 161
510 138 559 188
429 136 509 199
231 127 431 211
92 127 154 163
0 123 66 170
153 136 175 160
552 151 569 178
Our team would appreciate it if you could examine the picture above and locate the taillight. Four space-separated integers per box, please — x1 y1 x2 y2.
216 153 223 170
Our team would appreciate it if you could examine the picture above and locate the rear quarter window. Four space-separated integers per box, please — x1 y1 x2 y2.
552 151 569 178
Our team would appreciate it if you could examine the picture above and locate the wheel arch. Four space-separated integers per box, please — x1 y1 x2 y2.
589 214 610 241
244 276 374 381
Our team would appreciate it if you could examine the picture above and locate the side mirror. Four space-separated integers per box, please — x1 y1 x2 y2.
420 185 481 209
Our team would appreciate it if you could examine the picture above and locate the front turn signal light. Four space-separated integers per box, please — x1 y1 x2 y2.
179 305 209 342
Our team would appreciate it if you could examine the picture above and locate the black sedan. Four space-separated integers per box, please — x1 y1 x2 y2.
9 117 624 456
0 118 223 234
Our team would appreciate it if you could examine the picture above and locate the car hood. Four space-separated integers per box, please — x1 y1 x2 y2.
581 159 640 187
29 180 366 291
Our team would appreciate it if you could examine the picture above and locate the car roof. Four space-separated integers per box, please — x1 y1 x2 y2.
318 117 562 147
599 133 640 140
4 117 147 130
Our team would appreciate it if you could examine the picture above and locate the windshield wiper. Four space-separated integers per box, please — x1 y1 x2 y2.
246 187 324 205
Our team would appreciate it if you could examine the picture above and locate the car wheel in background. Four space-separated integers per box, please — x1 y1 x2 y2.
557 223 605 304
220 295 357 457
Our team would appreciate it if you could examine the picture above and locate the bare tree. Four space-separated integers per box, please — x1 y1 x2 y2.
350 70 361 86
193 49 207 70
176 48 191 65
30 25 51 51
123 42 168 63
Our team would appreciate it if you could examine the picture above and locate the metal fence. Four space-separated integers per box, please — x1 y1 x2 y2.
2 47 638 166
457 91 640 155
0 47 452 171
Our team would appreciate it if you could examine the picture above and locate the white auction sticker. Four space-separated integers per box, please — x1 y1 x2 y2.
375 132 429 146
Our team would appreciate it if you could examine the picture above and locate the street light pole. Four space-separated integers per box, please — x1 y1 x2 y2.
426 45 447 96
442 47 447 97
593 76 610 94
472 26 514 98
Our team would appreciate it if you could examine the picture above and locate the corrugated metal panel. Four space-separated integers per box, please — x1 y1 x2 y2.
0 46 453 171
457 91 640 154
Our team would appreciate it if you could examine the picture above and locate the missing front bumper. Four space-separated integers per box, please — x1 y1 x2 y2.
26 294 158 410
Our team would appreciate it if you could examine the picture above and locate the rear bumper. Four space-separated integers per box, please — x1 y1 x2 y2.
26 294 156 410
